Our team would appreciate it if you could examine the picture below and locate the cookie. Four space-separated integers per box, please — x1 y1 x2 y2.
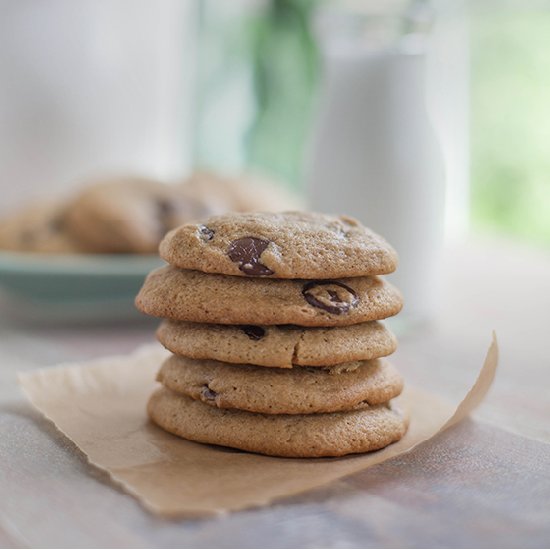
180 171 301 213
64 177 218 253
159 211 397 279
0 201 82 253
157 355 404 414
136 266 403 326
157 320 397 368
148 387 408 457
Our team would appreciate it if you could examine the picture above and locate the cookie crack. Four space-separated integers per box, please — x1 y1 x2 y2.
291 330 307 365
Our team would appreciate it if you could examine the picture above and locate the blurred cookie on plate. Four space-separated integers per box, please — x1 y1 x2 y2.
0 201 82 253
180 171 301 214
0 171 300 255
64 176 219 254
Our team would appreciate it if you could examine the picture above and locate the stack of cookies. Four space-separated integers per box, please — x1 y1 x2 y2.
136 212 408 458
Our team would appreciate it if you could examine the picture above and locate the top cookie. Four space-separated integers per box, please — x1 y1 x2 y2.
159 211 398 279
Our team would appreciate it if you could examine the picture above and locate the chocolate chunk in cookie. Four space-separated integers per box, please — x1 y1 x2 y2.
198 225 215 241
227 237 274 276
201 385 218 401
136 266 402 326
302 281 359 315
240 325 266 340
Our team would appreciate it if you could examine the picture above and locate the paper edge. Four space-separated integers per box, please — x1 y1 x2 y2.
441 331 498 431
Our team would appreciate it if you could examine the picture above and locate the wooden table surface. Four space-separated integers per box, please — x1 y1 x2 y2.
1 237 549 548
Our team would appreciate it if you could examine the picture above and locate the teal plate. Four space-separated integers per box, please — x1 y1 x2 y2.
0 251 164 323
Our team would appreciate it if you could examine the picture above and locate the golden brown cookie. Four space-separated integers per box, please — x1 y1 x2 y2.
64 177 217 253
148 387 408 457
136 266 403 326
0 201 82 253
159 211 398 279
157 355 404 414
157 320 397 367
180 171 301 213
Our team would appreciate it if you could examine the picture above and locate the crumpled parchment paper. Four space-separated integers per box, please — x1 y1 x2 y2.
19 334 498 517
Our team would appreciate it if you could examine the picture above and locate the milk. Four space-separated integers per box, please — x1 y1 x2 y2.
307 43 445 326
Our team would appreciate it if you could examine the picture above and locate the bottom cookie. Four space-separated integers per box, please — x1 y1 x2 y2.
147 387 409 458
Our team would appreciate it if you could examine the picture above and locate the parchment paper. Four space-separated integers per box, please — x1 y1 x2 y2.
18 334 498 517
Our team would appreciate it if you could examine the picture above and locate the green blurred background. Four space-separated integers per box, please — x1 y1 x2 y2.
471 6 550 245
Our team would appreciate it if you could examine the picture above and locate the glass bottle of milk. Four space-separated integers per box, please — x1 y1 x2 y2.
307 13 446 329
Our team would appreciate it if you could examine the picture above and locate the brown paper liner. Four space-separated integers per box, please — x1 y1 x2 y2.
18 333 498 517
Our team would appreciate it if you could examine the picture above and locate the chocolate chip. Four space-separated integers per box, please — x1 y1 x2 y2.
198 225 214 241
48 215 65 232
227 237 274 276
157 198 174 217
240 325 266 340
201 385 217 401
302 280 359 315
